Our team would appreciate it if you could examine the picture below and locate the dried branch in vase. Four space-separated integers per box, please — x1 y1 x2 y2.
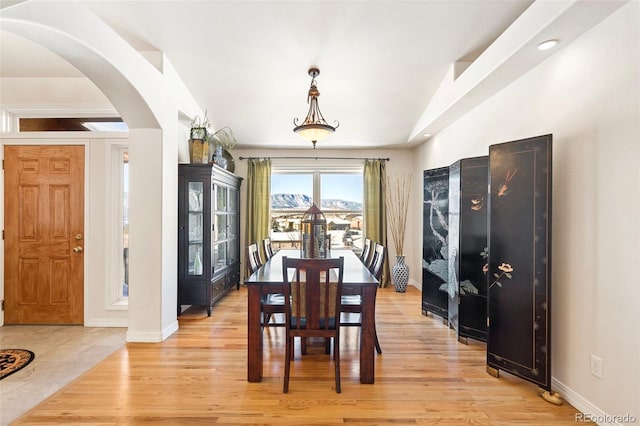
385 173 412 256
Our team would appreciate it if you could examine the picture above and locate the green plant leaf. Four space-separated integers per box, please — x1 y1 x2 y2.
496 282 502 287
505 273 512 279
493 273 500 278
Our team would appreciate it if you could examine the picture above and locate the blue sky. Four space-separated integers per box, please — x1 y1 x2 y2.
321 174 362 202
271 174 312 195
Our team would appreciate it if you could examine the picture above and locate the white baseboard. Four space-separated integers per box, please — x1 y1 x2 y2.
409 278 421 290
126 320 179 343
552 377 635 426
161 320 180 340
84 317 128 327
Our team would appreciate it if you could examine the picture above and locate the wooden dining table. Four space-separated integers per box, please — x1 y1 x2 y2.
244 249 379 384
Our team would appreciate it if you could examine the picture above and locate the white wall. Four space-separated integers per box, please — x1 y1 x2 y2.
410 3 639 421
0 77 116 132
0 78 113 110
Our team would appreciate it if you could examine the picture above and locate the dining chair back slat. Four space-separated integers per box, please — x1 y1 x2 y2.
368 243 385 281
360 238 372 265
263 237 275 261
247 243 262 274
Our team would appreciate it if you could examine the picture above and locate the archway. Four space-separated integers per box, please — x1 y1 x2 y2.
1 2 201 341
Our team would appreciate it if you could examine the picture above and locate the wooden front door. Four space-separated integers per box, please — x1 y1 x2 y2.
4 145 85 324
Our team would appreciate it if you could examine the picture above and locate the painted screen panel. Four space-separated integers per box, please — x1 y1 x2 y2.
487 134 552 390
457 156 489 342
422 167 449 319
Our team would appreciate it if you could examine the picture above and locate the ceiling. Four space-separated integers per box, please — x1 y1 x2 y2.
0 1 616 149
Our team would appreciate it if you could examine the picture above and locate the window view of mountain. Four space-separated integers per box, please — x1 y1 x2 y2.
271 193 312 209
271 193 362 210
321 199 363 210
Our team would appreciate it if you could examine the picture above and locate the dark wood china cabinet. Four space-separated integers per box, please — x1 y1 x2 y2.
177 164 242 316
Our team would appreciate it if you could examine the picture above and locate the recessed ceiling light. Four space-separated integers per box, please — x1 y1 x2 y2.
537 39 559 51
423 133 432 138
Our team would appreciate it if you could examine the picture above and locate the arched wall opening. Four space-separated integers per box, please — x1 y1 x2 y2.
1 2 200 341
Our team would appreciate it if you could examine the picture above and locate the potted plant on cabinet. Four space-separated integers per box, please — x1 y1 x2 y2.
385 173 412 292
188 110 238 171
188 114 211 164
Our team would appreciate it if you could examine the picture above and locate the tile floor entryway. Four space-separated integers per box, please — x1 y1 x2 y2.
0 325 126 425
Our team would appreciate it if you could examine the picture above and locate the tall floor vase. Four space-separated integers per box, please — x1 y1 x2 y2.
392 255 409 292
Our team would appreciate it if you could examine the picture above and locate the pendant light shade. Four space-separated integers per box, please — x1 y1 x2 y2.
293 67 339 148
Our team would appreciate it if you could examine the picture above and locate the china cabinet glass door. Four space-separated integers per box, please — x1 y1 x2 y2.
228 188 240 265
212 183 229 273
187 181 204 275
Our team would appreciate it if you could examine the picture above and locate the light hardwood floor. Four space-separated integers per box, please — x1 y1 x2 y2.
8 286 587 425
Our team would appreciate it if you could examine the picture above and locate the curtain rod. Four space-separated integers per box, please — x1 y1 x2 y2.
238 156 390 161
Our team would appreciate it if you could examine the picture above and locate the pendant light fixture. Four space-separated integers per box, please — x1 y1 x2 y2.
293 67 339 149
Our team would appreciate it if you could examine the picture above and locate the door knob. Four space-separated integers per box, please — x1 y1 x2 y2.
73 246 84 253
75 233 83 240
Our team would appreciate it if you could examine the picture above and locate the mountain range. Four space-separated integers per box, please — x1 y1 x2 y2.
271 193 362 210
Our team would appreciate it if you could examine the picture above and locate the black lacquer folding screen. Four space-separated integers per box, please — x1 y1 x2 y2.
448 156 489 343
422 167 449 320
486 134 553 391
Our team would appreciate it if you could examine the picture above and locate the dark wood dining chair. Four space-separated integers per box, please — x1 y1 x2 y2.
282 256 345 393
247 243 284 326
262 237 275 261
360 238 372 266
247 243 262 274
363 242 377 272
368 243 385 280
341 243 385 354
